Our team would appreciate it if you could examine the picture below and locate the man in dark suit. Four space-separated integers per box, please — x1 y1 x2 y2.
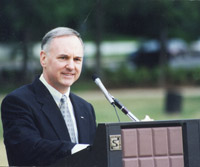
1 27 97 166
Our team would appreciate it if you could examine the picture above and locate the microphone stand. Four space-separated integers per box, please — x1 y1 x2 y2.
112 97 140 122
92 74 140 122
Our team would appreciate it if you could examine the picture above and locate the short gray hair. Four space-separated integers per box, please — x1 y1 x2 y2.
41 27 83 51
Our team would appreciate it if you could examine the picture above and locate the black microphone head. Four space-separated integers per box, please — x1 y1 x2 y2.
92 74 99 81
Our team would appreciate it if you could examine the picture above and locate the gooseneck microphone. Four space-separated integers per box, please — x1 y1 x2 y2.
92 74 140 122
92 74 114 104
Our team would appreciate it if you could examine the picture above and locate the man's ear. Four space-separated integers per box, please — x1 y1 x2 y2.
40 50 47 67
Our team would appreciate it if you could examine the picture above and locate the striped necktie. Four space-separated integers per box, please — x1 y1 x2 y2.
60 95 77 143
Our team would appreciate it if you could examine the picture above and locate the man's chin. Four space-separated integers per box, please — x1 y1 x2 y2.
60 78 78 88
62 81 74 88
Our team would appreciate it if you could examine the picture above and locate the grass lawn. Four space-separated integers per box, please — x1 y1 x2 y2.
0 87 200 166
80 88 200 123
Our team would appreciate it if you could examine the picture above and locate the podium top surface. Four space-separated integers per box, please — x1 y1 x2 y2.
98 119 200 128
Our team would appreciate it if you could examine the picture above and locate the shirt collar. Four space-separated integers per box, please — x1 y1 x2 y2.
39 74 70 106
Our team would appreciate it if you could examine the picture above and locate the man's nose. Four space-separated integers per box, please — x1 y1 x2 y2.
65 59 74 70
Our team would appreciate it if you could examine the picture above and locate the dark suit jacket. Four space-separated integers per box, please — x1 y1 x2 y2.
1 77 96 166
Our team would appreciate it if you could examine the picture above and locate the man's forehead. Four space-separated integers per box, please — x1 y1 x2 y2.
53 35 82 44
50 35 83 48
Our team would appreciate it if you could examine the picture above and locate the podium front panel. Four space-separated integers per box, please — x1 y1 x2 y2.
121 126 184 167
97 119 200 167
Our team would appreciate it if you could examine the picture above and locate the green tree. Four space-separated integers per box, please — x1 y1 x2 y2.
1 0 200 83
101 0 200 41
0 0 90 82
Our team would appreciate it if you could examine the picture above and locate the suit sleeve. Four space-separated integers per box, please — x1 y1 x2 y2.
1 94 75 166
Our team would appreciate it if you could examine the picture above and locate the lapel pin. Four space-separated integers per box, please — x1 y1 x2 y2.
81 116 84 119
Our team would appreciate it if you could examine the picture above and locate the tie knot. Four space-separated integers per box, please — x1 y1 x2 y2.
60 95 67 106
61 95 67 101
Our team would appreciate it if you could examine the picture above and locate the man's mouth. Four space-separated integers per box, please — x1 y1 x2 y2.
62 73 74 77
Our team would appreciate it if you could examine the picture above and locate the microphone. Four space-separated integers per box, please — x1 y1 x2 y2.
92 74 140 122
92 74 114 104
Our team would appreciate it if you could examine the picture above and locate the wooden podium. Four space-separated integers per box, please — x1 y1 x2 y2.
52 119 200 167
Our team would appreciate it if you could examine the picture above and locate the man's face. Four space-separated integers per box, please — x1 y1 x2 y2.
40 35 84 94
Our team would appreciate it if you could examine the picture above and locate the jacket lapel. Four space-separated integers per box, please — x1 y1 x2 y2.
32 77 70 141
70 93 89 143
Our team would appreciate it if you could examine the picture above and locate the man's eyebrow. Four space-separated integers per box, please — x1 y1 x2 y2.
58 54 83 58
58 54 69 57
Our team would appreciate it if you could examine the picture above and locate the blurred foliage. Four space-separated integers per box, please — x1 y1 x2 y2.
164 67 200 85
101 65 200 88
1 0 200 43
1 0 200 84
100 0 200 41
